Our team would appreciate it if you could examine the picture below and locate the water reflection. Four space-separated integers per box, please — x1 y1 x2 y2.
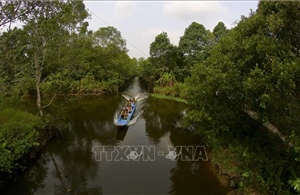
143 96 187 144
116 127 129 141
169 160 224 195
1 78 228 194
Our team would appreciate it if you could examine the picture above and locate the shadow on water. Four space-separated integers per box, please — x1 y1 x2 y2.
1 77 228 195
116 126 129 141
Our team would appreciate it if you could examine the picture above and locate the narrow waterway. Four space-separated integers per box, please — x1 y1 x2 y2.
1 77 228 194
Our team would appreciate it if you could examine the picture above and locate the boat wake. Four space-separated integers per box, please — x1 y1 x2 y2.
122 92 149 102
114 93 149 126
113 104 123 124
127 111 144 126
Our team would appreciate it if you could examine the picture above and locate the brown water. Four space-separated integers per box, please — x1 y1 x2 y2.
1 77 228 194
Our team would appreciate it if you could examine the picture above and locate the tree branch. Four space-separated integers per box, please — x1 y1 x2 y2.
40 72 52 85
42 93 56 109
244 108 293 147
0 1 22 28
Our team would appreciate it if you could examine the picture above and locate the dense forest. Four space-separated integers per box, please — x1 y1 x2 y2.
140 1 300 194
0 0 137 188
0 1 137 115
0 0 300 194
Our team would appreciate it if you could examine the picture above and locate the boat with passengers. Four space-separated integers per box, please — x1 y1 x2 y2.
115 99 136 126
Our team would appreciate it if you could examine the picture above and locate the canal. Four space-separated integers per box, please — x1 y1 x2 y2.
1 77 228 194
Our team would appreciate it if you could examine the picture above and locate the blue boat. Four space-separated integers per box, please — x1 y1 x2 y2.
115 101 136 126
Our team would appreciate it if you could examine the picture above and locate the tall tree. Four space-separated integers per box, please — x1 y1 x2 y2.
186 2 300 192
178 22 213 67
212 21 228 42
188 1 300 136
91 26 133 88
139 58 156 92
149 32 177 72
93 26 128 53
21 1 88 116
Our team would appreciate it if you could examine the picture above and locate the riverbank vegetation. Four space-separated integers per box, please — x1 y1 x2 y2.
0 0 137 188
0 105 40 187
140 1 300 194
150 93 187 104
1 0 300 193
0 0 137 116
0 98 67 188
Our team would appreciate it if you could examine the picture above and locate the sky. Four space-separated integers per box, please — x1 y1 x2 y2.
86 1 259 59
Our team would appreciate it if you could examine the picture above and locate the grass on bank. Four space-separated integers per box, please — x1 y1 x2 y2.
152 83 188 104
151 93 188 104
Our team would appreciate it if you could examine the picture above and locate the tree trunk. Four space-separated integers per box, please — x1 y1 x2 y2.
36 81 43 116
35 52 43 116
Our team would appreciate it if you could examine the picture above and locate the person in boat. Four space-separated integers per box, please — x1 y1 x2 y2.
124 110 128 119
126 100 132 111
130 98 135 107
128 105 132 113
123 104 129 111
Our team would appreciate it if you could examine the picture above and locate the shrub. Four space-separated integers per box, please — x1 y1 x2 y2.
174 82 189 99
0 108 41 182
154 82 189 99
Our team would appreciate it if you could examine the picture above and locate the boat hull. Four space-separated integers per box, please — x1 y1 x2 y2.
115 103 136 126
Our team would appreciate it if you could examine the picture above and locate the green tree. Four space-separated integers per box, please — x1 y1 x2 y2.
188 1 300 137
178 22 213 67
212 21 228 42
139 58 156 92
0 28 32 97
0 1 33 28
257 1 300 55
149 32 178 72
21 0 88 116
93 26 128 53
186 1 300 193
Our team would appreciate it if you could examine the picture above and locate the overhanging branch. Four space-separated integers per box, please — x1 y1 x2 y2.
42 93 56 109
244 108 293 147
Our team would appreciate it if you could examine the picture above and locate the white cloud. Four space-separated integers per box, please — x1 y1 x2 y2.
168 30 184 46
163 2 229 30
142 28 165 39
142 28 184 47
223 21 234 29
113 2 137 20
164 2 228 20
84 1 258 58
